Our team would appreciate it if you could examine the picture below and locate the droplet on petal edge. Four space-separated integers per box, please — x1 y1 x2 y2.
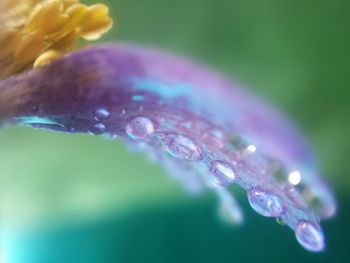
0 44 335 252
209 160 236 186
126 116 155 141
89 123 106 135
157 132 203 161
247 187 285 217
295 220 325 252
94 107 110 119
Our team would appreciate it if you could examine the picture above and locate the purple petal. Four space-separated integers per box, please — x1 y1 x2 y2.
0 43 336 252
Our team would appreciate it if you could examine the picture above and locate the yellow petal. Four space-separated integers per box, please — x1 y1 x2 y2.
33 49 61 68
24 0 64 34
0 29 21 60
84 4 109 18
50 30 78 52
15 33 45 64
63 3 88 31
80 4 113 40
62 0 79 9
81 17 113 40
0 0 36 28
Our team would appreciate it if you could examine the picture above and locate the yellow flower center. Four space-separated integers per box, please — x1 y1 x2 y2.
0 0 113 80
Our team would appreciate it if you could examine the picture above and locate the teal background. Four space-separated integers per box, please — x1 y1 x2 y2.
1 0 349 262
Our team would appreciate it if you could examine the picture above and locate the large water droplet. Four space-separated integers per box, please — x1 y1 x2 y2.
158 132 202 161
247 187 285 217
295 220 325 252
94 107 110 119
89 123 106 135
126 116 155 141
209 160 236 186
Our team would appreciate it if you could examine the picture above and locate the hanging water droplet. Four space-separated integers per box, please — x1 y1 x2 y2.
209 160 236 186
94 107 110 119
89 123 106 135
295 220 325 252
247 187 285 217
126 116 155 141
158 132 203 161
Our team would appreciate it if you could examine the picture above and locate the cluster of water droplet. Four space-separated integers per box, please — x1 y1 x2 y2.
15 98 330 253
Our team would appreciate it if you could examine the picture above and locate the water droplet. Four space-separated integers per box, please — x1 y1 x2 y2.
209 160 236 186
89 123 106 135
94 107 110 119
126 116 155 141
158 132 203 161
295 220 325 252
247 187 285 217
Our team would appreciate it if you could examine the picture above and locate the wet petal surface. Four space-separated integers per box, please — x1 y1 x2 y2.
0 44 336 252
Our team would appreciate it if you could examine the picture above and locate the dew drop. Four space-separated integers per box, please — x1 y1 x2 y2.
295 220 325 252
94 107 110 119
247 187 285 217
209 160 236 186
89 123 106 135
126 116 155 141
158 132 203 161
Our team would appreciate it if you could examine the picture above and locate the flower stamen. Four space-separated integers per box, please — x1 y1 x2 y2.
0 0 113 80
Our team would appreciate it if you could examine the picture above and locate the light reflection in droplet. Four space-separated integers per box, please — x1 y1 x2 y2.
288 170 302 185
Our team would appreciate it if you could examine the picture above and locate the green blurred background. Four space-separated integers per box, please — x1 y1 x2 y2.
1 0 349 262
